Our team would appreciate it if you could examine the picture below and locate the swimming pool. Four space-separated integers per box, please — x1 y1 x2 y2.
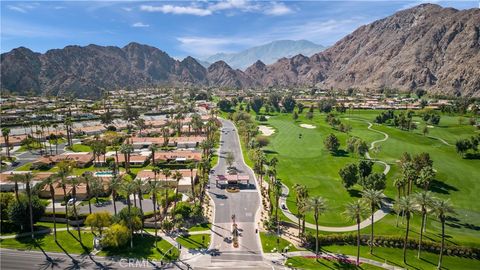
94 171 113 177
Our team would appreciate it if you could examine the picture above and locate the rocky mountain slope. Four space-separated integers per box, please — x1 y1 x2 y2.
1 4 479 97
202 40 325 70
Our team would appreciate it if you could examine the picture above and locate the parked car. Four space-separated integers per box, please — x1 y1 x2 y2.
281 203 287 210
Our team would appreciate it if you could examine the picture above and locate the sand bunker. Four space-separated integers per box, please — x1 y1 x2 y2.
300 124 316 129
258 125 275 136
427 125 434 128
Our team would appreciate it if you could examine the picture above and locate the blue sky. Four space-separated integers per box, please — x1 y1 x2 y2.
1 1 478 58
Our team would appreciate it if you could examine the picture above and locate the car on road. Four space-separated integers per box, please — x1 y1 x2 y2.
281 203 287 210
206 184 210 189
67 198 77 205
210 169 215 174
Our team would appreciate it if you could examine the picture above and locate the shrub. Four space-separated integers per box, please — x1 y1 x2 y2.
101 224 130 248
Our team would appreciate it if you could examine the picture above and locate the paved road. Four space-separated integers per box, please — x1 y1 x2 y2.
206 119 264 264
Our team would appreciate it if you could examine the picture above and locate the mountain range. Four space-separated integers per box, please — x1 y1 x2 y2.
200 40 325 70
1 4 479 98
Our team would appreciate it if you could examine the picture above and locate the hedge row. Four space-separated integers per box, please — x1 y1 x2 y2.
304 233 479 259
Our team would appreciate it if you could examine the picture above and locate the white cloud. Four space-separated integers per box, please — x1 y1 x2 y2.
132 22 149 28
140 4 212 16
122 7 133 12
264 2 293 16
7 3 38 13
177 36 254 56
139 1 292 16
7 5 27 13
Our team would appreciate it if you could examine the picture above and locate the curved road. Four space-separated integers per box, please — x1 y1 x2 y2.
279 121 393 232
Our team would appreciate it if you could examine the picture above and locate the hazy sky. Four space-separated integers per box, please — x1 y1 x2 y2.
1 0 478 58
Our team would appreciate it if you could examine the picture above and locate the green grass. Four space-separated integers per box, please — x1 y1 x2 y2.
244 109 479 247
0 230 93 255
286 256 383 270
79 196 111 206
176 234 210 249
188 223 211 232
99 234 179 261
69 144 92 152
322 245 480 270
0 230 179 261
15 162 32 171
260 232 302 253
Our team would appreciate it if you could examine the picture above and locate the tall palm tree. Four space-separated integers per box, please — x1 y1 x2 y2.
343 200 367 266
82 172 94 214
413 191 435 258
2 127 11 159
187 163 196 202
111 145 120 174
120 143 133 173
52 123 59 154
172 171 183 216
13 173 35 238
133 178 145 229
42 176 59 241
149 144 159 167
361 188 384 254
395 195 415 263
57 161 74 232
69 177 82 242
417 166 435 191
432 199 455 270
273 180 283 228
109 175 122 215
121 181 137 249
393 177 406 227
307 196 327 258
148 180 162 247
162 168 172 217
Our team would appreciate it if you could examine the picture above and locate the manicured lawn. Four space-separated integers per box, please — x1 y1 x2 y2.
245 109 479 247
69 144 92 152
286 256 383 270
15 162 32 171
79 196 111 206
0 230 93 255
321 245 480 270
188 223 211 232
176 234 210 249
99 234 179 261
260 232 302 253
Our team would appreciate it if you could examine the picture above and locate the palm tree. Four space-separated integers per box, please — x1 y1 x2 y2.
187 163 196 202
172 171 183 216
395 195 415 263
120 143 133 173
111 145 120 174
57 161 74 232
133 179 145 229
149 144 159 166
361 188 384 254
343 200 367 266
273 180 283 228
82 172 94 214
162 168 172 217
417 166 435 191
306 196 327 258
147 180 162 247
69 177 82 242
109 175 122 215
52 123 59 155
2 127 11 159
13 173 35 238
42 176 59 241
413 191 434 258
393 177 406 227
432 199 455 270
121 181 137 249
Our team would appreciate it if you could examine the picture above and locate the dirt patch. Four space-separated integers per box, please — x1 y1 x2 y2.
300 124 316 129
258 125 275 136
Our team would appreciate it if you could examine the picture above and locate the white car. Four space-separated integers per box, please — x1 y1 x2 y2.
67 198 77 205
